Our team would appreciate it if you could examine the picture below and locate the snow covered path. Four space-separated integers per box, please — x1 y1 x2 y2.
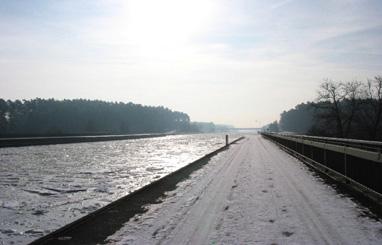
106 135 382 244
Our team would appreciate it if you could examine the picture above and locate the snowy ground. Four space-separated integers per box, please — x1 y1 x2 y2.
106 135 382 244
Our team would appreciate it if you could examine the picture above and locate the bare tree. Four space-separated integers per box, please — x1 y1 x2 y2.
342 80 363 137
358 76 382 139
316 79 346 137
316 79 362 137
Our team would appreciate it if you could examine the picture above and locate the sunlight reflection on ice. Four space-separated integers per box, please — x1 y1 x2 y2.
0 133 237 244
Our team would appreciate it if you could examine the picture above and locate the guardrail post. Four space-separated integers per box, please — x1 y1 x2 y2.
310 146 313 159
344 146 347 177
225 135 229 146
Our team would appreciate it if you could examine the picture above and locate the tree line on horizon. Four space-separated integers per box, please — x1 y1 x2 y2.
0 98 217 137
266 76 382 140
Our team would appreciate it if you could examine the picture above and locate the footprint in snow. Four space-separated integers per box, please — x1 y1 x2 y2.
282 231 294 237
152 225 165 238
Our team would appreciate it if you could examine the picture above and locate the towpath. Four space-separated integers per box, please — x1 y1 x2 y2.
106 135 382 244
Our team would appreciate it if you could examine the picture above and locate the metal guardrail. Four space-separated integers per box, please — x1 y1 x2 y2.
261 132 382 199
285 134 382 153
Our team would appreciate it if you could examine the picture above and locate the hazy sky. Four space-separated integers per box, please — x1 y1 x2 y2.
1 0 382 127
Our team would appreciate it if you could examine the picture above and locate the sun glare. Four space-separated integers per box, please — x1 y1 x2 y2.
120 0 216 57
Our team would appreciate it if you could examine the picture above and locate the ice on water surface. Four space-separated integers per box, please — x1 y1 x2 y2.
0 134 228 244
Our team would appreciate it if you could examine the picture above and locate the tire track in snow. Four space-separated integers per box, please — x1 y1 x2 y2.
254 137 286 238
165 138 249 245
210 136 287 244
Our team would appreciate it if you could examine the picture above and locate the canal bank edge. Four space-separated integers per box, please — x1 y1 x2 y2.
0 133 172 148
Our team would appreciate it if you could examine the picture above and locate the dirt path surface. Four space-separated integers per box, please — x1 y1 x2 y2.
106 135 382 244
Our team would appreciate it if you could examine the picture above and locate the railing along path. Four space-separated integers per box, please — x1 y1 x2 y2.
261 132 382 202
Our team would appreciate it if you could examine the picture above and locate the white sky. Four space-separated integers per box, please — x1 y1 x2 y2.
1 0 382 127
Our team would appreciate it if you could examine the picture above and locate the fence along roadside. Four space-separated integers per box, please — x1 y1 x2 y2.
261 132 382 206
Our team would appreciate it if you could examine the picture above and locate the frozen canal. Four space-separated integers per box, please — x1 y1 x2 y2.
0 134 232 245
106 135 382 244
